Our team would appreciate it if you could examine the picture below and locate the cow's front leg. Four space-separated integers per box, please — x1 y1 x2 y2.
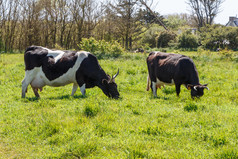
21 71 35 98
71 83 78 96
152 81 157 97
80 84 86 96
22 78 29 98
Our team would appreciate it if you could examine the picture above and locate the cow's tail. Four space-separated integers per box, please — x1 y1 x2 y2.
146 75 151 91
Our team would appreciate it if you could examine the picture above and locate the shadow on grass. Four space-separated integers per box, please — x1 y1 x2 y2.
21 94 88 101
22 97 39 102
149 95 170 100
47 94 87 100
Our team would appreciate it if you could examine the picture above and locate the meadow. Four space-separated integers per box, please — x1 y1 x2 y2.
0 50 238 158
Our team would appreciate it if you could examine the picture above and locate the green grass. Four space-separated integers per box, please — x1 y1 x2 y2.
0 51 238 158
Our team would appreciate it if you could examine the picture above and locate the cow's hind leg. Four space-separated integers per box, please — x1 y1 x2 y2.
31 86 40 98
146 75 151 91
152 81 157 97
71 83 78 96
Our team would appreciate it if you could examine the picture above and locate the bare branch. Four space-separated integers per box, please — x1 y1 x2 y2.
138 0 168 30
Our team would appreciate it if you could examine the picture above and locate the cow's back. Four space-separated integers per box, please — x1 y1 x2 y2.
147 52 193 83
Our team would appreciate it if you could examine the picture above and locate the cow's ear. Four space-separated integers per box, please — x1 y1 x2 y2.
187 84 193 90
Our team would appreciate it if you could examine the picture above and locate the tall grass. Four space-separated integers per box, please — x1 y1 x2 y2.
0 51 238 158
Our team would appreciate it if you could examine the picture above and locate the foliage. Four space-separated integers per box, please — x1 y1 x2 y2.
157 31 177 48
0 0 236 53
107 0 143 50
165 14 187 30
78 37 124 59
200 25 227 50
1 51 238 158
199 25 238 50
225 27 238 50
140 25 163 48
178 30 198 49
137 9 166 25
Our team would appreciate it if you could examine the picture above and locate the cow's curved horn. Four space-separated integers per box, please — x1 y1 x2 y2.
194 86 198 91
112 68 119 79
203 84 209 90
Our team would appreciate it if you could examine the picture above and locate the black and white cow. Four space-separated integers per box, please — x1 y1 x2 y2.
22 46 120 99
146 51 208 98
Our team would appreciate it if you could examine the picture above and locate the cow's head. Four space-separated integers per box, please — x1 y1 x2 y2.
187 84 209 98
101 69 120 99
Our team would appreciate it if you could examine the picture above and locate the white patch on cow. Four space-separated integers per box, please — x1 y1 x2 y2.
80 84 86 96
156 78 174 86
26 51 89 90
44 48 65 63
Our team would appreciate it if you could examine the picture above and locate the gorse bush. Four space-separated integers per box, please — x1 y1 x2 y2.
200 25 227 50
178 30 198 49
199 25 238 50
157 31 177 48
78 37 124 59
141 25 163 48
226 27 238 50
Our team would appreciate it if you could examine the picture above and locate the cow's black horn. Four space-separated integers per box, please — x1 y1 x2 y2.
113 68 119 79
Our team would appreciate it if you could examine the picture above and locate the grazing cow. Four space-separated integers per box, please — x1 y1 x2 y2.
22 46 120 99
146 51 208 98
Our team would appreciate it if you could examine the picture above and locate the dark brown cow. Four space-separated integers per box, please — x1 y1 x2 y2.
22 46 120 99
146 51 208 98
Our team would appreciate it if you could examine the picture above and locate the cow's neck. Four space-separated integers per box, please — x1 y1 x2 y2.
188 71 200 85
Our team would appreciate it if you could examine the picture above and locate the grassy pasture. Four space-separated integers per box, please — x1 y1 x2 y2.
0 50 238 158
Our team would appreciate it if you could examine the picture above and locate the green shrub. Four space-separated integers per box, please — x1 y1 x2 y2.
199 25 225 50
226 27 238 50
141 25 162 48
157 31 177 48
78 37 124 59
178 30 198 49
199 25 238 50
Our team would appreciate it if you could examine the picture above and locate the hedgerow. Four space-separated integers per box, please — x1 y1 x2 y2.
78 37 124 59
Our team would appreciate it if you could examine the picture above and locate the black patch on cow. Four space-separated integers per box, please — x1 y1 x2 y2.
76 53 109 88
24 46 48 70
24 46 78 81
42 52 78 81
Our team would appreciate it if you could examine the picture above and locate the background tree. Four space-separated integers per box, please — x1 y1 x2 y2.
108 0 139 50
187 0 224 28
137 8 165 26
